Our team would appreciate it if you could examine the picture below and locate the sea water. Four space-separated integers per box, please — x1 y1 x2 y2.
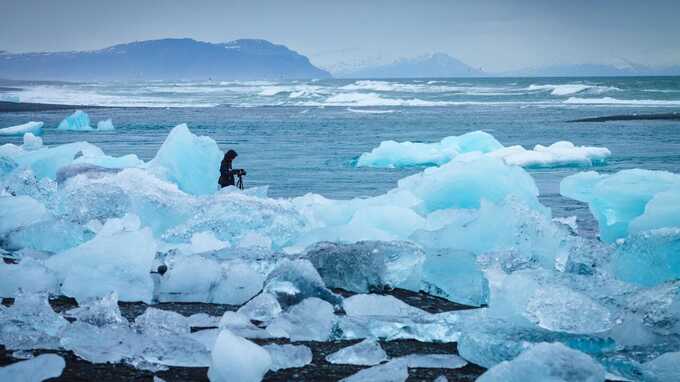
1 76 679 238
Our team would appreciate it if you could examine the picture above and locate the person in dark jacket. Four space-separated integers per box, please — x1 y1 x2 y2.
218 150 238 188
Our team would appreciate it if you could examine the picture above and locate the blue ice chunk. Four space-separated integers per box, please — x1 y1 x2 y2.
0 121 44 136
57 110 93 131
147 124 224 195
613 228 680 287
97 119 115 130
561 169 680 242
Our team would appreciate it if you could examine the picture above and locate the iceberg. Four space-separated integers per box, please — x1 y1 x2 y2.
263 343 313 371
0 354 65 381
0 195 49 235
0 121 44 136
561 169 680 242
147 123 223 195
97 118 115 130
356 131 609 169
325 339 388 366
57 110 93 130
237 292 282 322
476 342 605 382
642 351 680 382
208 330 272 382
0 258 59 297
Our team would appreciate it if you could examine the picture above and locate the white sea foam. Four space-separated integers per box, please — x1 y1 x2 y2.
564 97 680 106
316 92 455 107
347 108 396 114
527 84 619 96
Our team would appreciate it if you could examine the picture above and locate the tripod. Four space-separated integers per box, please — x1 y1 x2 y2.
236 173 244 190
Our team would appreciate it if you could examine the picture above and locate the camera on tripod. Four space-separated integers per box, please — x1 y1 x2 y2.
233 168 246 189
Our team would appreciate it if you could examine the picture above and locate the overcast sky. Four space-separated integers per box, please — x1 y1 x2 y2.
1 0 679 72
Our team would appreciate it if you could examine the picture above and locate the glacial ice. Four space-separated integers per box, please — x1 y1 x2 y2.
237 292 282 322
0 121 44 136
612 228 680 287
263 343 313 371
343 294 428 318
0 354 65 381
22 133 43 150
147 123 223 195
45 214 157 302
0 195 49 235
325 339 388 366
476 342 605 382
266 297 336 341
57 110 93 130
263 258 342 307
356 130 502 168
340 360 408 382
561 169 680 242
396 353 467 369
97 118 115 130
641 351 680 382
356 131 610 169
0 292 69 350
305 241 425 293
208 330 272 382
0 258 59 297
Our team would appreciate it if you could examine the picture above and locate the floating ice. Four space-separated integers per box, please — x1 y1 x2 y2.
0 354 65 381
263 343 313 371
22 133 43 150
356 131 609 169
561 169 680 242
267 297 336 341
147 123 223 195
325 339 387 366
97 118 115 130
5 140 105 180
208 330 272 382
57 110 93 130
356 131 502 168
476 342 605 382
305 241 425 293
46 214 157 302
0 121 44 136
488 141 610 168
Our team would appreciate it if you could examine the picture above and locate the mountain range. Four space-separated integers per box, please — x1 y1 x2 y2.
0 38 331 81
335 53 484 78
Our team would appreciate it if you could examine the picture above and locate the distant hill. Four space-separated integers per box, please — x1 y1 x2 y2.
336 53 485 78
502 63 680 77
0 38 331 81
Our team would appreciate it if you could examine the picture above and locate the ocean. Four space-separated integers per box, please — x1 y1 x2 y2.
2 76 680 238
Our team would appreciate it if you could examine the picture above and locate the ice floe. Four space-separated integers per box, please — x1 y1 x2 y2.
356 131 610 169
0 121 44 136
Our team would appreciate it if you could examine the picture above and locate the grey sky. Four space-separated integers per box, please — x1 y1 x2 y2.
1 0 679 72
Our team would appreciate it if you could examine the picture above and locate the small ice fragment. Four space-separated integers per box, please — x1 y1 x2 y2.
340 359 408 382
22 133 43 151
208 330 272 382
97 119 115 130
237 293 282 323
326 339 387 366
0 354 65 381
395 353 467 369
266 297 336 341
342 294 428 318
263 343 313 371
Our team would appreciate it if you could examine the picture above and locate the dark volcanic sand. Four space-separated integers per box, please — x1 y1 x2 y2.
1 289 487 381
568 112 680 122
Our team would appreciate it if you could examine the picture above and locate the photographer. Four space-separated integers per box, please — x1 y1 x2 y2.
218 149 246 189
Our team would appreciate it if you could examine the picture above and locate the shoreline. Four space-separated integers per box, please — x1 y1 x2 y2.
569 112 680 122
